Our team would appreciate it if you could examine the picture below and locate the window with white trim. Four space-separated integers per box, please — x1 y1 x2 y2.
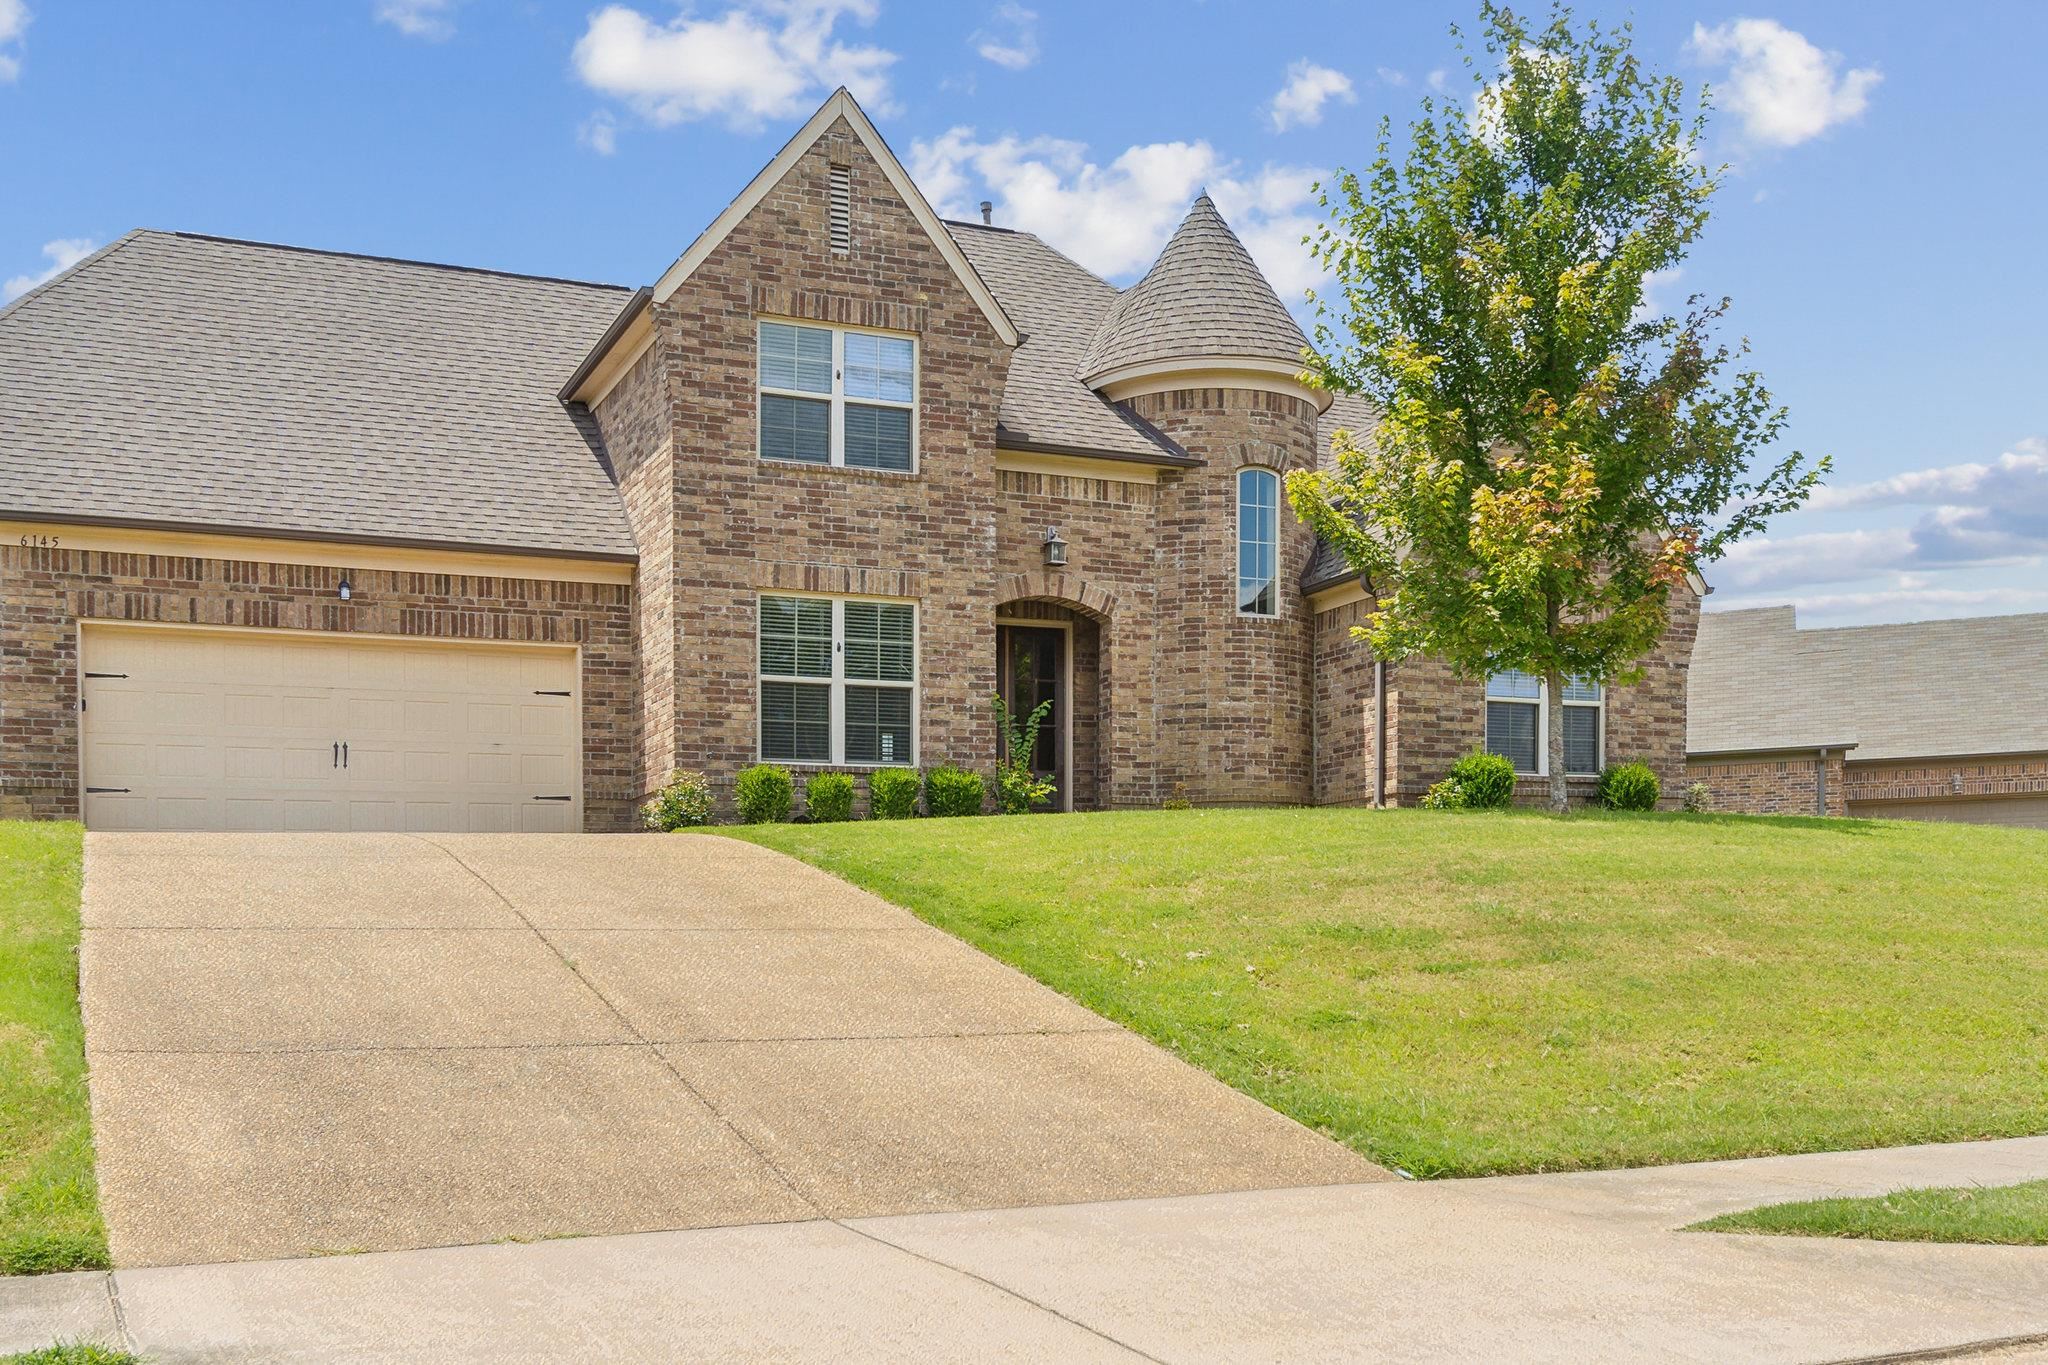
1237 467 1280 616
757 320 916 472
1484 671 1603 775
758 594 917 766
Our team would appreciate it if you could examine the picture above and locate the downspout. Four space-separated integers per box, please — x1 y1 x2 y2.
1372 659 1387 808
1815 746 1830 817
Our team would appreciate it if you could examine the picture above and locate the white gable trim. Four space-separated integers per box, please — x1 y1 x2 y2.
650 88 1020 348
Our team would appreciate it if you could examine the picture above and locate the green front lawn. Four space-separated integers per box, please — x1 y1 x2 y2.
724 808 2048 1178
1695 1179 2048 1245
0 823 107 1273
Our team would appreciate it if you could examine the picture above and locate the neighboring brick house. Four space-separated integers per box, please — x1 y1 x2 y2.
1688 606 2048 828
0 89 1699 831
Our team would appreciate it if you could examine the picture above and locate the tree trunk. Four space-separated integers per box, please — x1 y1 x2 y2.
1545 664 1569 814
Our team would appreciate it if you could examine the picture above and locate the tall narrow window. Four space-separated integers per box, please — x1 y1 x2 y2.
1484 671 1604 775
759 595 918 766
1237 467 1280 616
757 321 916 472
828 165 852 254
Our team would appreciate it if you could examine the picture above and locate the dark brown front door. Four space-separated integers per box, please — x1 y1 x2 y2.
996 624 1063 808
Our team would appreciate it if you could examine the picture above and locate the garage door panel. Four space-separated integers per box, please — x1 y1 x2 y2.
81 626 580 833
1850 796 2048 829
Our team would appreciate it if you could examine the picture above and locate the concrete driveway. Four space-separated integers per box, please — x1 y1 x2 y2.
81 832 1381 1267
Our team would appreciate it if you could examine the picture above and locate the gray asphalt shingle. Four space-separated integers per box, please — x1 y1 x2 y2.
0 231 638 557
1688 606 2048 761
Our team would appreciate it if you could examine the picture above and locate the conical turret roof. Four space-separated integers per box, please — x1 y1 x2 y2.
1078 194 1310 385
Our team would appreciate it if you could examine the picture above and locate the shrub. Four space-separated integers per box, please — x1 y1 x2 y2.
805 771 855 823
640 769 713 831
869 767 921 820
1599 761 1661 812
1683 781 1713 814
1447 750 1517 810
990 692 1058 814
924 765 986 818
1161 781 1193 811
1419 778 1467 811
734 764 794 824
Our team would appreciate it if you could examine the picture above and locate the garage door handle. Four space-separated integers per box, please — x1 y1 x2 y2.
333 742 340 769
533 795 573 802
342 742 348 769
86 787 130 794
85 671 128 679
533 690 571 697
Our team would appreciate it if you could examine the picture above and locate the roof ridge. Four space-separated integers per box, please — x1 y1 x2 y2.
0 230 149 323
157 230 634 292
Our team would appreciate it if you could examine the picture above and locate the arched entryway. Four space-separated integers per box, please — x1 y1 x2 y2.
994 574 1115 812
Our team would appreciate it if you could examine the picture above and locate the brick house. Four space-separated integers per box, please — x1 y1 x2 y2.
0 90 1698 832
1688 606 2048 828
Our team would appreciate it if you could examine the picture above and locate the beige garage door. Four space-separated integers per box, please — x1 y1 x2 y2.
1849 796 2048 830
81 624 581 833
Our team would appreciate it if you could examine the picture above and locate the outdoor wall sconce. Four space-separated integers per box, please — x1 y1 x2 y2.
1042 526 1069 568
338 576 353 602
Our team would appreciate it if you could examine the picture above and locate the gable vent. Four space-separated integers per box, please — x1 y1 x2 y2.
828 165 852 254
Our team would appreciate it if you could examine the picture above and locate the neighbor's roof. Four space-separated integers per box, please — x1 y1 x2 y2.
1301 392 1383 593
1078 194 1310 384
1688 605 2048 761
947 222 1193 465
0 230 638 558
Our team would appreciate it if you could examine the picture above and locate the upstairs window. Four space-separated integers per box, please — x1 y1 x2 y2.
758 321 916 472
1237 467 1280 616
1484 671 1603 775
758 594 917 766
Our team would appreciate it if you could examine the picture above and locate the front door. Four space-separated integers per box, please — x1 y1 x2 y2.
995 624 1064 810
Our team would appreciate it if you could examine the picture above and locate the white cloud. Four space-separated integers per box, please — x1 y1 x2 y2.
1374 66 1407 87
3 237 95 304
579 110 619 156
0 0 29 81
1267 60 1354 132
1688 19 1879 147
1708 583 2048 622
573 0 896 133
375 0 457 41
971 3 1037 71
909 127 1325 301
1634 266 1684 323
1707 439 2048 624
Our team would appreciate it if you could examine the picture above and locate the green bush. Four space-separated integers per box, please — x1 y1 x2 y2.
1419 778 1467 811
1448 750 1517 809
734 764 794 824
1683 780 1713 814
1599 761 1662 812
1160 781 1193 811
805 771 855 823
639 769 713 831
869 767 921 820
923 765 986 818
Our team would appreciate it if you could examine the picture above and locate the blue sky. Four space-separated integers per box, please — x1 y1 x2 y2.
3 1 2042 627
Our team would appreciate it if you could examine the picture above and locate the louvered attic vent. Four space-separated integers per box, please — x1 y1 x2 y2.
828 165 852 254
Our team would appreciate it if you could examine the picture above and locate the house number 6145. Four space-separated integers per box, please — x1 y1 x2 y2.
17 534 60 548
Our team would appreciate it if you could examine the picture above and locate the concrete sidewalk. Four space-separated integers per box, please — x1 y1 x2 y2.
10 1136 2048 1363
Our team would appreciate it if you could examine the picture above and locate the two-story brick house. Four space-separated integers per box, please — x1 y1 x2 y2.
0 90 1697 831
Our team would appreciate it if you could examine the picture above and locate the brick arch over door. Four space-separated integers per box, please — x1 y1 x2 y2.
995 575 1123 810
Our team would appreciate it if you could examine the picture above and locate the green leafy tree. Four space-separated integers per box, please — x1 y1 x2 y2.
1288 2 1826 812
991 692 1057 814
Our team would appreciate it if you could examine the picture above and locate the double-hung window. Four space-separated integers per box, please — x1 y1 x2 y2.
1484 670 1603 775
1237 467 1280 616
757 320 916 471
758 594 917 765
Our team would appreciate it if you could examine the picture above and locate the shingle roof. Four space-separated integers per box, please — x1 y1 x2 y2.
946 222 1193 465
0 230 638 558
1688 606 2048 761
1301 392 1383 593
1078 195 1310 383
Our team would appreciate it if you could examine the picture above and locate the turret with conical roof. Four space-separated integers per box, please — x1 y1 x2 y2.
1079 194 1328 412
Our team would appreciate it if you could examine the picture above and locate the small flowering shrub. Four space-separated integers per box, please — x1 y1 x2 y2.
1447 751 1517 810
1683 781 1713 814
640 769 712 831
734 764 794 824
1599 761 1662 812
869 767 921 820
805 771 855 823
924 765 986 818
1420 778 1468 811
